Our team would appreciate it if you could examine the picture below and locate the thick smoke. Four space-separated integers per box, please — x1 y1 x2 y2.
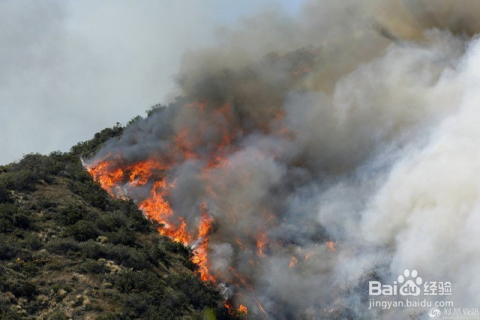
86 1 480 318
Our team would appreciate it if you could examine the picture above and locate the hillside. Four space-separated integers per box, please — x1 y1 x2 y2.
0 125 231 319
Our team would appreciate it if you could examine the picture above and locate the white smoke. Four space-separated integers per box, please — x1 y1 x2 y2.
86 1 480 318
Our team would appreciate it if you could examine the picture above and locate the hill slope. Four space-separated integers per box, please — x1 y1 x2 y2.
0 125 231 319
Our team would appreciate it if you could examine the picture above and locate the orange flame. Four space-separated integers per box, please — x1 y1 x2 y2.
255 232 268 258
86 159 124 196
237 304 248 314
326 241 336 252
289 256 299 268
84 99 289 316
304 252 314 260
256 300 267 314
191 207 216 283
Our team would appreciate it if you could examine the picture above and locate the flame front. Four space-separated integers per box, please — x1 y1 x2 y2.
84 100 286 314
88 159 216 282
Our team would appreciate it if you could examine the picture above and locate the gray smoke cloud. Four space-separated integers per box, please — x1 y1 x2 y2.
1 0 300 165
86 1 480 318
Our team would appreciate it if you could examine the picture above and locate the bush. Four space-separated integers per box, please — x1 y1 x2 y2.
108 245 149 270
0 237 19 260
70 124 124 158
0 310 22 320
163 240 190 257
112 200 151 233
24 233 42 250
0 217 12 233
107 228 136 246
68 221 100 242
145 243 169 267
168 274 220 310
0 153 66 191
49 309 68 320
96 213 126 232
46 238 81 255
0 185 12 203
55 204 85 226
95 313 119 320
122 293 152 318
0 170 38 191
112 270 164 293
69 180 109 210
80 241 105 259
14 153 63 180
12 211 31 229
11 281 37 299
81 242 149 270
0 203 18 233
80 260 108 274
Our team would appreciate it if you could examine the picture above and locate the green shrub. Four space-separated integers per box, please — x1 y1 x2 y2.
95 313 119 320
119 200 151 233
122 293 152 318
11 281 37 299
46 238 81 255
80 240 106 259
34 197 56 210
168 274 220 310
80 259 108 274
107 228 136 246
0 217 12 233
0 309 23 320
0 237 19 260
68 220 100 242
49 309 68 320
55 204 85 226
0 204 32 232
0 153 66 191
12 211 31 229
145 243 169 267
24 233 42 250
0 203 18 233
96 213 126 232
70 124 124 158
0 185 12 203
108 245 149 270
163 240 190 257
81 242 149 270
0 170 38 191
69 180 109 209
112 270 164 293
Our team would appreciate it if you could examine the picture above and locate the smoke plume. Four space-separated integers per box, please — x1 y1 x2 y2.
86 1 480 318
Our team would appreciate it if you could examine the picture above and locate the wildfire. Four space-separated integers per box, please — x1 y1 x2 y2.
304 252 314 260
86 158 167 196
229 266 254 292
255 232 268 258
255 300 267 314
86 159 124 195
237 304 248 314
191 207 216 283
326 241 336 252
289 256 299 268
84 99 296 317
128 159 166 186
